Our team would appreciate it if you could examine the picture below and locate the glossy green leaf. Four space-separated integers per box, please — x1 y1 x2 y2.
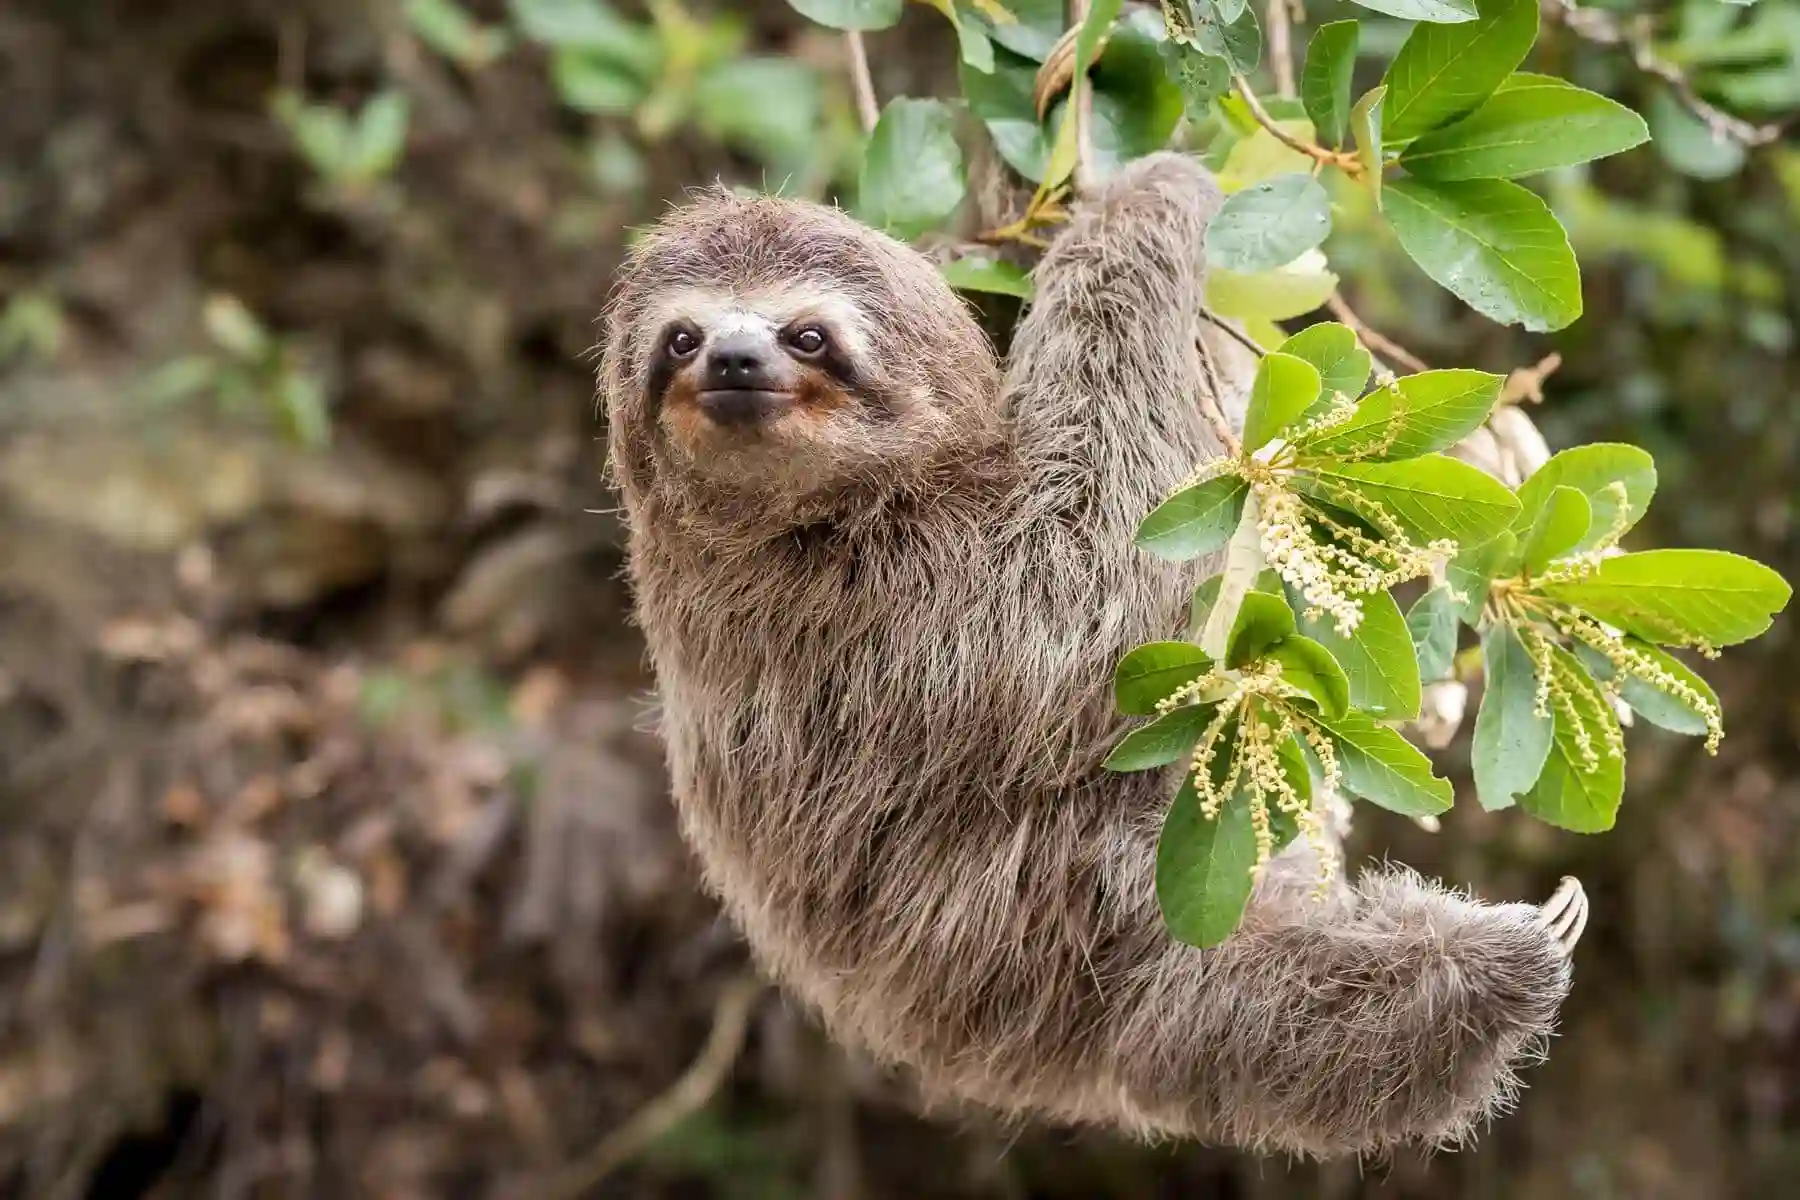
1380 0 1539 143
1318 709 1454 816
1136 474 1251 562
1513 443 1656 555
1540 550 1793 649
1278 322 1371 409
786 0 902 30
1226 590 1298 668
1384 177 1581 332
1291 585 1423 720
1345 0 1477 21
1300 453 1522 546
1116 641 1214 715
1157 773 1258 947
1519 485 1592 574
1244 352 1323 451
1519 644 1623 832
1301 21 1359 148
1207 257 1339 321
1104 704 1213 771
939 253 1035 298
1447 530 1516 624
1299 369 1503 461
856 98 965 239
1270 634 1351 719
1472 623 1552 810
1575 639 1720 737
1206 174 1334 275
1401 73 1650 181
1406 585 1460 681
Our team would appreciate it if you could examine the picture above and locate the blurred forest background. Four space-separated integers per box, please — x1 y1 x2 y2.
1 0 1798 1197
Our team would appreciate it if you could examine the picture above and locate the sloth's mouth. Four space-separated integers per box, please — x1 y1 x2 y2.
696 388 793 427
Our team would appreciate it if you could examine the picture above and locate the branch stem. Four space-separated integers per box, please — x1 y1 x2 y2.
1071 0 1095 193
846 30 879 136
1232 77 1361 176
1324 292 1430 375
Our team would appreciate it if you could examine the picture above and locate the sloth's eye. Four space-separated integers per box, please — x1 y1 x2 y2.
788 326 827 356
667 328 701 358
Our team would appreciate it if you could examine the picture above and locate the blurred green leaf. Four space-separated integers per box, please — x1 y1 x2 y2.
406 0 512 67
693 57 821 168
856 98 965 239
553 48 647 113
939 253 1035 297
1207 254 1338 320
786 0 903 30
1647 89 1748 180
1350 85 1385 204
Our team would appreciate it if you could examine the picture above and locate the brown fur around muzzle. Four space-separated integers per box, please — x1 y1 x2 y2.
601 155 1573 1158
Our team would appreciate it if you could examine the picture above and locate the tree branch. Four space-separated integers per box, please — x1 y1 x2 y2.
1070 0 1095 193
846 31 879 136
1266 0 1297 101
1545 0 1787 148
1232 77 1361 175
1325 292 1430 375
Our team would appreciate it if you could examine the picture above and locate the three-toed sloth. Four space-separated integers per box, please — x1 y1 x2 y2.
601 154 1585 1157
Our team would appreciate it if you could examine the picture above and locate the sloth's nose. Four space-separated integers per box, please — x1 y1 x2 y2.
698 333 788 426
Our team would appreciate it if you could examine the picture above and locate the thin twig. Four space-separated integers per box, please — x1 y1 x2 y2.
1266 0 1297 101
1545 0 1787 148
846 31 879 135
1499 352 1562 407
1194 316 1247 457
1198 307 1266 363
1232 77 1361 175
544 977 763 1199
1324 292 1430 375
1071 0 1095 194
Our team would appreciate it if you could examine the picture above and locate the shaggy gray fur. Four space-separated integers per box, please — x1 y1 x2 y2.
601 154 1572 1157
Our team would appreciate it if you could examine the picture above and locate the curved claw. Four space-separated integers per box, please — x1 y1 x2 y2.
1538 875 1589 957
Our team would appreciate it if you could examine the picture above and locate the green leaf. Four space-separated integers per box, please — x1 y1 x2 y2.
1513 443 1656 555
1277 322 1371 409
1161 39 1231 118
1380 0 1539 143
1194 2 1262 74
693 58 821 168
786 0 903 30
1384 177 1582 332
1104 704 1213 771
1472 623 1552 810
1157 773 1258 948
553 48 646 114
1189 575 1224 634
1350 86 1385 205
1519 644 1623 832
1135 475 1250 562
1539 550 1793 649
917 0 996 71
1518 485 1591 574
1244 352 1323 450
976 0 1064 61
1447 530 1516 623
939 253 1035 298
1575 639 1720 738
1207 258 1338 321
1300 453 1522 546
1406 585 1460 681
1084 22 1186 173
1400 73 1650 181
1648 89 1746 181
856 98 965 239
961 48 1054 181
1206 174 1334 275
407 0 512 67
1226 590 1298 668
1116 641 1214 715
1270 635 1351 719
510 0 655 53
1299 369 1503 461
1291 585 1422 719
350 92 410 178
1318 709 1454 816
1345 0 1477 21
1301 21 1359 148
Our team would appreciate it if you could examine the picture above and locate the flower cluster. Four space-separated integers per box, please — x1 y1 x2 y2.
1551 607 1724 753
1256 478 1454 636
1521 626 1625 771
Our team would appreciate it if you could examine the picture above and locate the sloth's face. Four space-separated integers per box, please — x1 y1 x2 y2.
642 283 894 491
604 190 1000 523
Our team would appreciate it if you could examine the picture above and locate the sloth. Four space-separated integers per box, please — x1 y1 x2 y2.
600 153 1588 1158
